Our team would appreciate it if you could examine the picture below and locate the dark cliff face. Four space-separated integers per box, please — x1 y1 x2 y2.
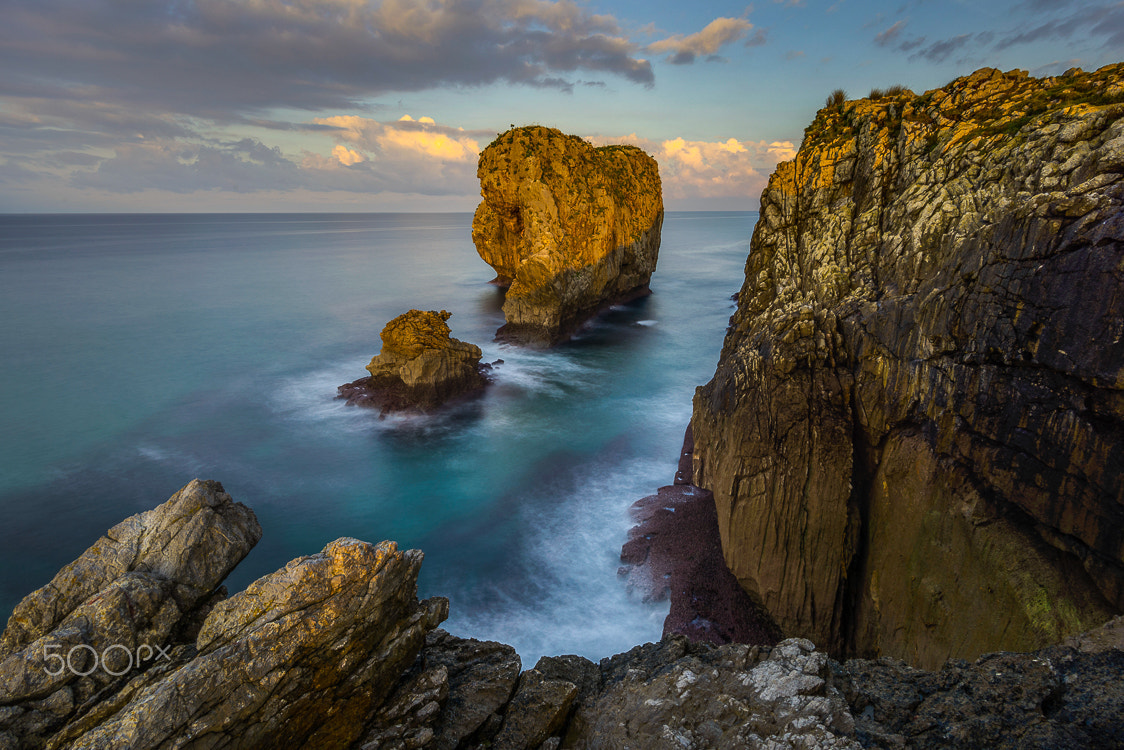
691 65 1124 668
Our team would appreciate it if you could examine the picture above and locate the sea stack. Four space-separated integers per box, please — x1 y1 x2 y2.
338 309 488 413
691 65 1124 668
472 125 663 346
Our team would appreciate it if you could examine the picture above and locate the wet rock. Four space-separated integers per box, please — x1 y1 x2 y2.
691 64 1124 667
472 126 663 346
338 309 488 413
622 482 782 647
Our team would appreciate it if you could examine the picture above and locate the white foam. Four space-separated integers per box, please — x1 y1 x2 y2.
442 455 672 665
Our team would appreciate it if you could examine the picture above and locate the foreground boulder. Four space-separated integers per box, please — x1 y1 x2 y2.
338 309 489 413
472 126 663 346
0 479 261 746
0 480 447 750
691 64 1124 667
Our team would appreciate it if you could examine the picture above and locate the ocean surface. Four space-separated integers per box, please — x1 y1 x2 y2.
0 211 755 665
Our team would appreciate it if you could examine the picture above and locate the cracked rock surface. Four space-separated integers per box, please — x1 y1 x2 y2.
692 64 1124 668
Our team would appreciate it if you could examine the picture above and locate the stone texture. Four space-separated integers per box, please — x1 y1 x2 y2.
839 637 1124 748
491 668 577 750
0 479 260 747
422 629 522 750
339 309 488 413
472 126 663 346
691 64 1124 667
62 538 448 750
567 636 860 749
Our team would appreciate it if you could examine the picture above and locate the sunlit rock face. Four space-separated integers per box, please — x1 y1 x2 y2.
338 309 488 413
691 64 1124 668
472 126 663 346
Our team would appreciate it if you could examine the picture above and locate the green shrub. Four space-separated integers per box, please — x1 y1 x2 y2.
826 89 847 108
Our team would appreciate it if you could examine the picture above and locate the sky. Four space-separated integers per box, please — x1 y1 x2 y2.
2 0 1123 212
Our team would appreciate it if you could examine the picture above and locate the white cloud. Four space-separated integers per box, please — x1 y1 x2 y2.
592 133 795 207
648 18 757 64
332 144 365 166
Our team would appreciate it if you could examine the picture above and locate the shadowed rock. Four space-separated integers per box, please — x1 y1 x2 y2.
472 126 663 346
338 309 489 413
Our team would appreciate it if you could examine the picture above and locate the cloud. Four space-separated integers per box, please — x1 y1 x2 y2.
998 2 1124 49
0 0 655 122
874 20 907 46
592 133 794 206
785 50 806 60
332 145 365 166
62 113 493 200
648 18 758 64
909 32 991 63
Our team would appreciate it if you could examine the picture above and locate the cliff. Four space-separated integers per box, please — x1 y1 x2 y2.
691 64 1124 668
338 309 489 413
2 482 1121 748
472 126 663 346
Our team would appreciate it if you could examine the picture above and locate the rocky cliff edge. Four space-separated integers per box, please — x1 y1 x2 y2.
692 64 1124 668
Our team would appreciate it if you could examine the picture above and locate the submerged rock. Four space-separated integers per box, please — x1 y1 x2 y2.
691 64 1124 667
472 126 663 346
338 309 489 413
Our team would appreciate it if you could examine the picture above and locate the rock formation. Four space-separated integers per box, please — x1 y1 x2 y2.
691 64 1124 668
2 480 1123 748
338 309 489 413
0 480 448 750
620 427 782 647
472 126 663 346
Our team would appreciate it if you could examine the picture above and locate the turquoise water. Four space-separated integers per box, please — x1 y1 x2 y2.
0 212 754 663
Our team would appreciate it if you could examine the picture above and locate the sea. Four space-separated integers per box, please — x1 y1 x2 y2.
0 211 755 665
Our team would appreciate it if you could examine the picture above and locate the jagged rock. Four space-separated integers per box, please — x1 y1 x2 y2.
61 537 448 750
472 126 663 346
0 479 260 747
338 309 488 413
567 636 860 749
533 654 600 707
491 669 577 750
839 638 1124 748
691 64 1124 667
422 629 522 750
355 658 449 750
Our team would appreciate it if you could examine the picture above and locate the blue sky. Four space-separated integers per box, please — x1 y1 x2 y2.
2 0 1122 212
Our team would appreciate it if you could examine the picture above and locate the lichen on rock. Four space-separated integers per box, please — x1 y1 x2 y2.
338 309 489 413
472 125 663 346
691 64 1124 668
